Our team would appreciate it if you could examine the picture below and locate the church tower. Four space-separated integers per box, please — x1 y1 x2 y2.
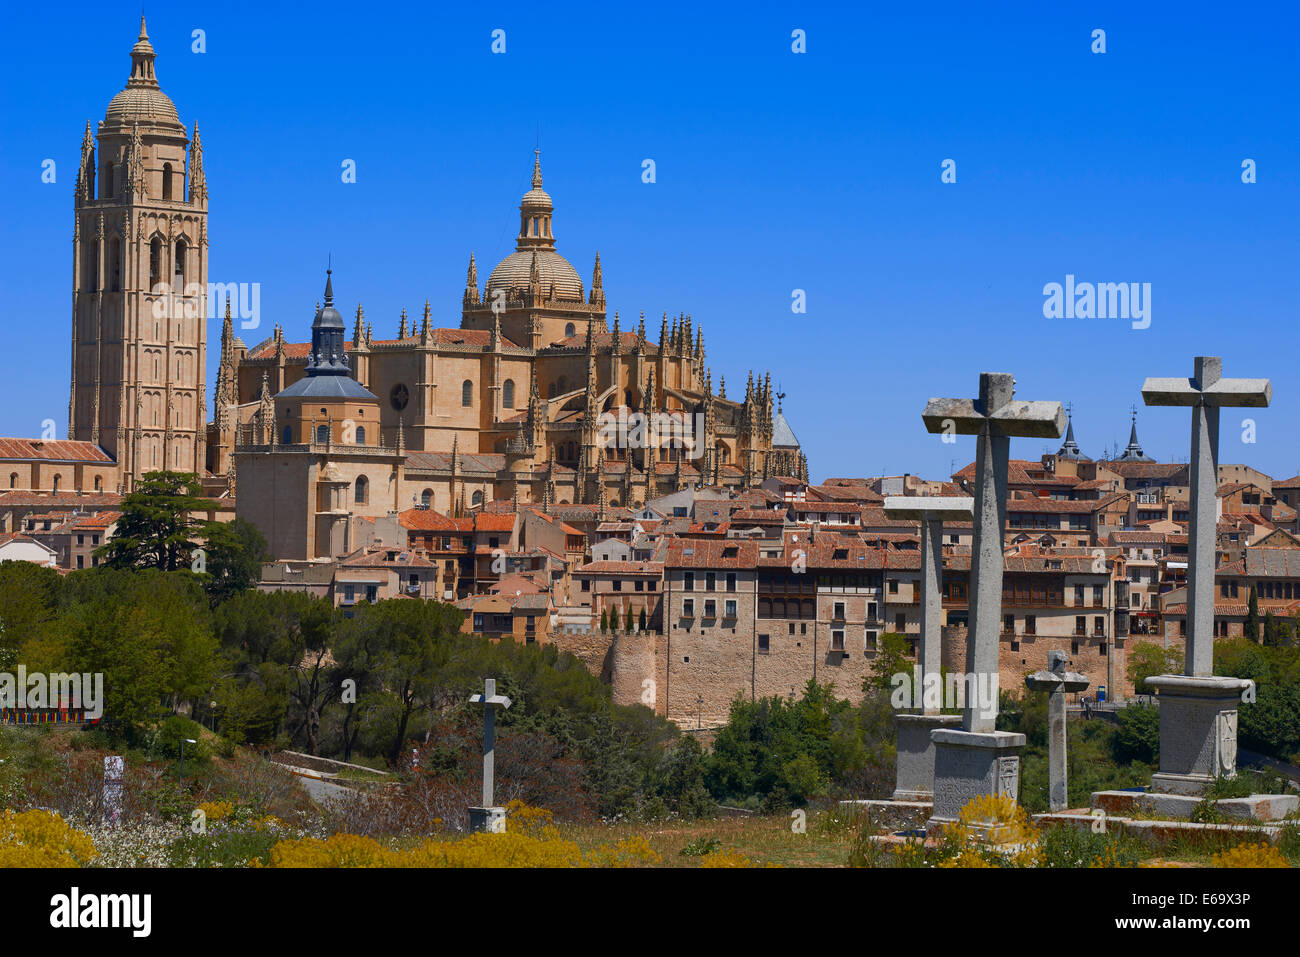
71 18 208 490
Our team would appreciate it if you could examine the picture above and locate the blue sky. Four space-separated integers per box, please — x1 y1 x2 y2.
2 1 1297 482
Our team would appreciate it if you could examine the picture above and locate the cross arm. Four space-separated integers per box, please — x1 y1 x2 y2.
923 398 1065 438
882 495 975 522
471 693 513 709
1142 377 1272 408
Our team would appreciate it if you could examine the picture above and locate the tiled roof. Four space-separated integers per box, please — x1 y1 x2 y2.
0 438 114 463
0 491 122 509
248 328 520 360
577 560 664 575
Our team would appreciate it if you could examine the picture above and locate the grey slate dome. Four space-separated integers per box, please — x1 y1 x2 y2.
276 269 380 402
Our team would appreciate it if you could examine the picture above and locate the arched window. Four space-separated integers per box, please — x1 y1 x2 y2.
94 476 102 492
282 425 292 444
354 426 366 445
149 238 162 291
162 162 173 201
87 239 100 291
354 475 368 504
8 474 16 489
52 475 61 493
471 490 484 507
173 240 186 289
153 356 159 381
462 380 473 407
109 238 121 292
103 163 114 199
316 425 329 444
502 379 515 409
565 323 575 337
421 489 432 507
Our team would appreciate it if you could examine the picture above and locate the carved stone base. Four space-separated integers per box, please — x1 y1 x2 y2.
892 713 962 801
1145 674 1251 796
926 729 1026 831
468 806 506 833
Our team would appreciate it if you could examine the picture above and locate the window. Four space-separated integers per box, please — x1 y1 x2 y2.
471 490 484 507
683 572 695 591
52 476 61 493
355 426 366 445
316 425 329 444
831 630 845 652
7 474 14 489
895 613 905 631
581 579 590 592
174 240 186 288
1100 641 1108 656
1075 615 1086 635
682 599 694 617
502 379 515 408
1025 615 1036 635
1093 585 1104 605
1074 585 1085 606
726 573 737 592
705 572 716 591
282 425 293 444
724 599 737 619
565 323 575 337
366 585 378 603
833 601 845 620
634 580 644 591
148 238 161 290
354 475 368 504
109 237 121 291
103 162 114 198
864 631 878 652
421 489 432 507
758 634 770 654
462 380 473 406
888 579 899 594
162 162 173 200
1094 616 1105 635
613 580 622 592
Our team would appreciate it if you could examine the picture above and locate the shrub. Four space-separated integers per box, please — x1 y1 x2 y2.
1210 843 1291 868
0 810 98 868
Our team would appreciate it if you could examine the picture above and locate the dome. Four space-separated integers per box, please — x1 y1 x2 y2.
520 186 552 208
486 249 584 299
103 18 184 129
105 86 180 125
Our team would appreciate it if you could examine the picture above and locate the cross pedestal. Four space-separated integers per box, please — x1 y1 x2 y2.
1025 651 1088 812
883 496 970 800
1141 358 1268 797
921 372 1065 828
468 678 512 833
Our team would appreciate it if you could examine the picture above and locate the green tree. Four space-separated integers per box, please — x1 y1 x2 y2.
609 606 620 633
96 471 218 571
600 609 608 634
638 608 647 632
1246 586 1261 643
200 518 269 604
866 632 914 697
1126 640 1183 693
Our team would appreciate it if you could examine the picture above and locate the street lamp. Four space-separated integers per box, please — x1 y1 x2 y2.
179 737 197 790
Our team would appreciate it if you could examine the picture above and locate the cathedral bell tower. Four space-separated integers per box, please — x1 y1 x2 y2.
71 18 208 490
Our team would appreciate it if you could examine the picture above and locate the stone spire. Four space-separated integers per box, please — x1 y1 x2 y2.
398 307 409 339
719 374 726 400
585 314 596 354
659 312 669 351
352 304 365 347
589 252 605 307
123 122 146 200
188 122 207 203
636 311 646 352
77 121 94 199
127 17 160 91
611 312 621 355
421 300 432 341
464 253 480 306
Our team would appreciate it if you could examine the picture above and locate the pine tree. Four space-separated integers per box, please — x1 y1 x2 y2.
1246 586 1261 642
610 606 620 632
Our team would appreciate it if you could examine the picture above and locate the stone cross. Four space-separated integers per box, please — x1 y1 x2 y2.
468 678 512 830
1024 651 1089 812
923 373 1065 732
1141 357 1271 676
102 755 124 825
882 495 974 714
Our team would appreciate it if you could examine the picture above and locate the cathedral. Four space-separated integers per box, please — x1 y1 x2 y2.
7 18 807 562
